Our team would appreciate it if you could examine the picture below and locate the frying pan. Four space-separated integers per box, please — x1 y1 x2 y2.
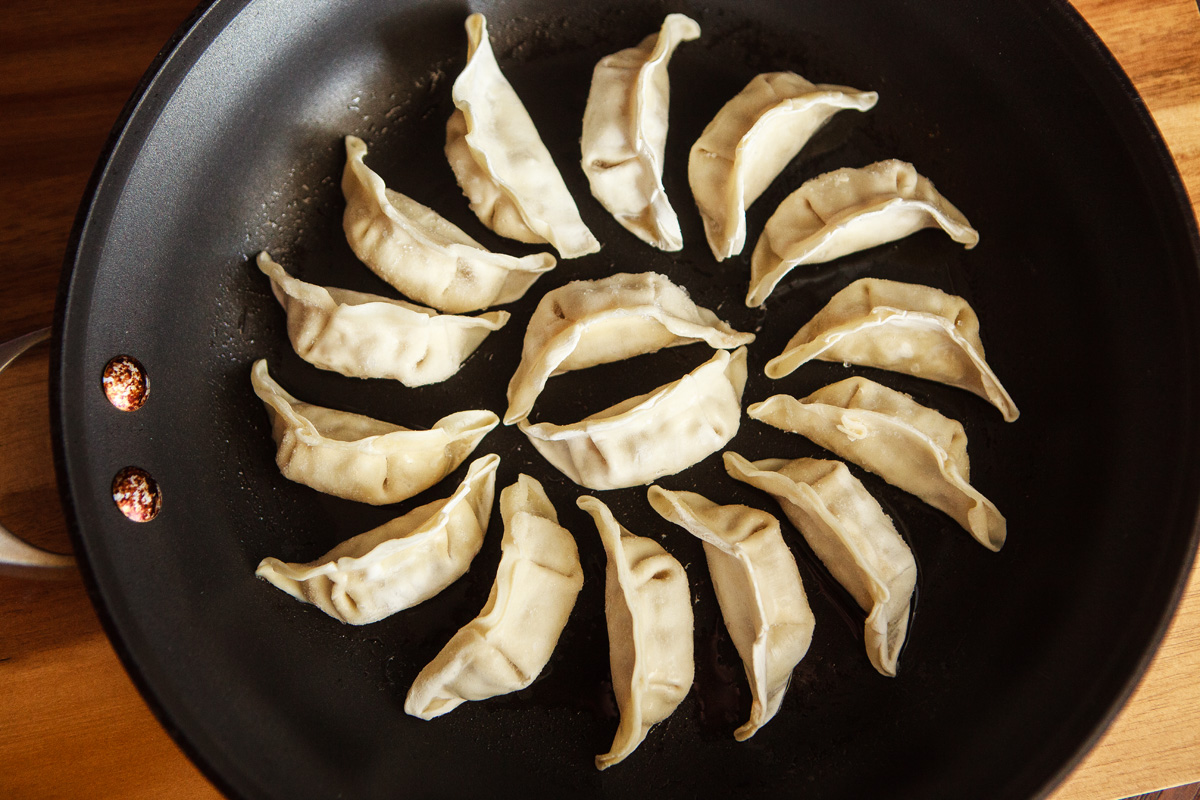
44 0 1200 798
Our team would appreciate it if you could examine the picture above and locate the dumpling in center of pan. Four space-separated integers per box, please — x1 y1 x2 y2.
505 271 753 425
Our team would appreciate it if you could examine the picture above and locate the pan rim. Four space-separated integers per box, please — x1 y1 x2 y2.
51 2 266 798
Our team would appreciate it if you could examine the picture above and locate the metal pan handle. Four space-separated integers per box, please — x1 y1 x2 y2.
0 328 75 575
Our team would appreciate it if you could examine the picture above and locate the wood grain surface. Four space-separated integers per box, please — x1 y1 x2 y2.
0 1 1197 798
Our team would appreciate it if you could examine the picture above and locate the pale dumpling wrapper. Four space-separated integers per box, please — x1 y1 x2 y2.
747 160 979 306
504 271 754 424
578 496 694 770
405 474 583 719
581 13 700 251
689 71 878 261
647 486 813 739
766 277 1018 421
446 14 600 258
724 453 916 676
748 377 1006 551
519 347 748 490
342 135 554 314
257 251 508 387
256 454 500 625
251 359 497 505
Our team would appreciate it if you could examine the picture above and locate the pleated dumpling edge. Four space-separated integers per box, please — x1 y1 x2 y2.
250 359 498 505
342 134 555 314
446 13 600 259
255 453 500 625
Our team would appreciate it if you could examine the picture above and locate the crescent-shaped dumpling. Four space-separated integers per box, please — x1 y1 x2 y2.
257 251 509 387
250 359 498 505
723 453 917 676
446 13 600 259
504 272 754 425
255 453 500 625
765 278 1018 421
747 160 979 306
581 13 701 251
578 496 693 770
404 474 583 719
342 135 554 314
748 377 1005 551
519 347 748 490
647 485 813 739
688 71 878 261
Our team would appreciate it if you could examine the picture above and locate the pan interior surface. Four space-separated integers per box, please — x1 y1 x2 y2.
54 0 1200 798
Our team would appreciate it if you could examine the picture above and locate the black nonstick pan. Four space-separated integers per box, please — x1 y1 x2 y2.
53 0 1200 798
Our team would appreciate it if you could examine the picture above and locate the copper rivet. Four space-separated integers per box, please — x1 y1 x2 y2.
102 355 149 411
112 466 161 522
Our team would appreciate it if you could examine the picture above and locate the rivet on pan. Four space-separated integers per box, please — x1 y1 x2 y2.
102 355 149 411
112 466 161 522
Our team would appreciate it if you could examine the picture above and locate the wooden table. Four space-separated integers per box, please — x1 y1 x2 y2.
0 0 1197 797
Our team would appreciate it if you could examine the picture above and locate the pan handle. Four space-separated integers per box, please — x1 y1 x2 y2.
0 328 75 576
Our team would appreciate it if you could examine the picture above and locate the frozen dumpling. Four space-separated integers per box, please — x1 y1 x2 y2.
647 485 813 738
257 251 508 386
256 454 499 624
748 377 1005 551
446 14 600 258
405 474 583 718
581 14 701 250
519 347 748 490
504 272 754 424
689 71 878 261
747 160 978 306
250 359 497 505
342 135 554 313
765 278 1018 421
724 453 916 676
578 496 693 769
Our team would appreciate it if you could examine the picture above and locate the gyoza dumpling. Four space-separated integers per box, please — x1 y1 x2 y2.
577 496 693 770
748 377 1005 551
689 72 878 261
747 160 979 307
765 278 1018 422
342 136 554 314
251 359 497 505
505 272 754 424
405 474 583 719
580 14 701 251
257 252 508 386
723 453 916 676
647 486 813 739
519 347 748 490
446 14 600 259
256 454 499 625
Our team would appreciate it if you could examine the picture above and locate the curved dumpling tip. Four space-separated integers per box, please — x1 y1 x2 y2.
689 71 878 261
519 347 748 490
764 278 1018 421
577 495 693 769
504 272 754 425
722 452 916 677
581 14 701 251
646 485 813 738
255 453 500 625
404 474 583 719
746 160 979 307
250 359 498 504
342 135 555 314
747 377 1006 551
446 14 600 259
257 251 509 387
